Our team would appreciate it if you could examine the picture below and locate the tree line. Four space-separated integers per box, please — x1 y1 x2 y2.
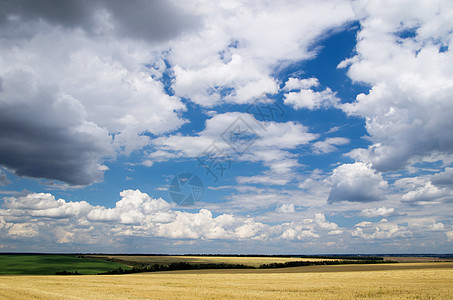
94 259 397 275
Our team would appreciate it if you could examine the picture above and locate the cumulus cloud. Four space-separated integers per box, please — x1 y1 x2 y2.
0 190 344 245
446 231 453 242
152 112 317 177
352 218 448 241
0 0 199 42
0 72 114 185
169 1 354 106
328 162 388 203
341 0 453 172
360 207 395 217
401 182 453 205
279 213 342 240
314 213 340 231
431 167 453 187
352 219 410 240
392 173 453 205
7 223 38 238
283 77 339 110
0 1 195 185
0 0 355 186
275 203 296 213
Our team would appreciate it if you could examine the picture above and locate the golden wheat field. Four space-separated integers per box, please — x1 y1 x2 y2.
0 262 452 299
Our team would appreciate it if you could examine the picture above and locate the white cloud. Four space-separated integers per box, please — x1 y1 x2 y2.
446 231 453 242
283 83 339 110
0 2 193 184
341 0 453 172
328 162 388 203
279 214 341 240
237 175 289 186
314 213 339 231
392 172 453 205
275 203 296 213
169 1 354 106
360 207 395 217
87 190 172 224
0 190 346 244
152 112 317 177
312 137 350 154
428 221 445 231
401 182 453 205
283 77 320 91
352 219 411 240
3 193 61 210
7 223 39 238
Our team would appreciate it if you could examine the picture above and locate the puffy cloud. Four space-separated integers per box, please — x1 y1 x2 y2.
328 162 388 203
87 189 172 224
360 207 395 217
314 213 340 231
428 221 445 231
280 226 319 240
352 217 451 241
279 214 342 240
446 231 453 242
283 77 320 91
431 167 453 187
0 0 192 185
0 70 114 185
0 0 199 42
0 0 355 185
401 182 453 205
3 192 61 210
169 0 354 106
352 219 410 240
2 192 92 218
283 77 339 110
312 137 350 154
275 203 296 213
0 190 345 244
341 0 453 171
172 56 279 107
7 223 38 238
152 112 317 176
392 170 453 205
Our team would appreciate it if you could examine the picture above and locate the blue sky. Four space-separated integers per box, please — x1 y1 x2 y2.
1 0 453 254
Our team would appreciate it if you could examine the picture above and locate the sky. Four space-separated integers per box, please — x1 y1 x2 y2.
1 0 453 254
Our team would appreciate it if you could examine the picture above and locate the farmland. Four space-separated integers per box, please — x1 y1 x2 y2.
0 254 130 275
0 260 452 299
88 254 341 268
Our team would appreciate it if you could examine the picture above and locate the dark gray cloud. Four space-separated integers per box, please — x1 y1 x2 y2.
0 0 199 186
0 70 113 186
0 0 200 42
431 168 453 187
0 0 90 28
